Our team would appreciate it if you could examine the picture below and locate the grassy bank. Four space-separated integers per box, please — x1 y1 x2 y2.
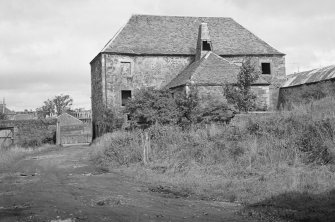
90 97 335 221
0 144 57 170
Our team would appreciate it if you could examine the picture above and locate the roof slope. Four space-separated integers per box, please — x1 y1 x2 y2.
166 52 269 88
282 65 335 88
57 113 83 126
102 15 284 56
0 104 15 115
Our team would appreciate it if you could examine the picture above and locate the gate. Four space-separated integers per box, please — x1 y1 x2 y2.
58 124 91 145
0 127 14 148
56 113 92 146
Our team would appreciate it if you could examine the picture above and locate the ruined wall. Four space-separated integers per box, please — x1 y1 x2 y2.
103 54 193 109
251 86 270 111
278 80 335 109
0 119 57 147
223 55 285 110
196 85 270 110
223 55 286 80
196 85 227 107
90 53 285 137
90 54 104 138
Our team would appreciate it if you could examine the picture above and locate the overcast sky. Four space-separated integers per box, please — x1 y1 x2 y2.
1 0 334 111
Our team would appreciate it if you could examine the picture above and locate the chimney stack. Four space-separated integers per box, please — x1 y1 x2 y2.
195 23 213 61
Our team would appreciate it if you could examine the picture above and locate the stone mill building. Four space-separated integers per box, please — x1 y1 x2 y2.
90 14 286 138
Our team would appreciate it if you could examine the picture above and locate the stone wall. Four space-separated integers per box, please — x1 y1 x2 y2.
196 85 226 107
103 54 193 109
223 55 286 80
277 80 335 109
0 119 57 147
223 55 285 110
90 54 104 138
90 53 285 137
196 85 270 110
251 85 270 110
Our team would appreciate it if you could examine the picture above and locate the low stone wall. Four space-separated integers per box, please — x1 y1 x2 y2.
278 80 335 109
0 119 57 147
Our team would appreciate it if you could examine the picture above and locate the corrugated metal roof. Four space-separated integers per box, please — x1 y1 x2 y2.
282 65 335 88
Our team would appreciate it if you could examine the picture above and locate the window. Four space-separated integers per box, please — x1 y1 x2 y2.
121 90 131 106
120 62 131 77
202 41 211 51
261 63 271 75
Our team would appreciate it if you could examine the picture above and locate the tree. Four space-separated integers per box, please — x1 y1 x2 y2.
0 112 7 120
224 57 260 112
53 94 73 116
99 108 124 132
36 94 73 118
36 99 55 118
174 86 200 125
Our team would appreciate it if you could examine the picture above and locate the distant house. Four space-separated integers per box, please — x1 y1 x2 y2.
71 109 92 124
91 15 286 138
14 111 38 120
0 100 15 120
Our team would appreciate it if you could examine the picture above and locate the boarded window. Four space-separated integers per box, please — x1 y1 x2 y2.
121 90 131 106
261 63 271 74
120 62 131 76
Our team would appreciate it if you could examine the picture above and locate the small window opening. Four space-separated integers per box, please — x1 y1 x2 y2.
121 90 131 106
261 63 271 75
202 41 211 51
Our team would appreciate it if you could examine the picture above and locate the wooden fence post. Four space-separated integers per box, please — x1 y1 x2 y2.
56 120 61 146
142 132 150 165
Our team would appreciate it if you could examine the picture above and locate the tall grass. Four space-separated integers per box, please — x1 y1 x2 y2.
0 144 56 170
90 97 335 204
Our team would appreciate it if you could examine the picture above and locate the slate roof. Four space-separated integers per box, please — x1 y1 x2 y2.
102 15 284 56
165 52 269 89
282 65 335 88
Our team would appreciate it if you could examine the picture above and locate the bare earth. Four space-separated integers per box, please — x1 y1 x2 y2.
0 145 257 222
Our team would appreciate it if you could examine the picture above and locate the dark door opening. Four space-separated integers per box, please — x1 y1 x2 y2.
121 90 132 106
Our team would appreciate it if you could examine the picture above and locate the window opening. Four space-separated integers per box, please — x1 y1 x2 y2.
121 90 131 106
202 41 211 51
261 63 271 75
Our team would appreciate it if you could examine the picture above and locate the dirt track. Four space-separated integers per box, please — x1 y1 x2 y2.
0 145 257 222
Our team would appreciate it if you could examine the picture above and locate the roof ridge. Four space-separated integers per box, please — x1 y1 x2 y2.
131 14 233 19
190 52 211 81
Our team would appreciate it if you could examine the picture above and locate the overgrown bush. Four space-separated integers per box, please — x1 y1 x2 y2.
124 87 236 128
91 97 335 220
98 108 124 133
124 88 179 127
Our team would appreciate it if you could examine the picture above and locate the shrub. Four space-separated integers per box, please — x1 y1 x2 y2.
225 57 260 112
125 88 179 127
98 108 124 133
125 87 237 128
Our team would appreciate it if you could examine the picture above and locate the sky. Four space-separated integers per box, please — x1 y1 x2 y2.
0 0 334 111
